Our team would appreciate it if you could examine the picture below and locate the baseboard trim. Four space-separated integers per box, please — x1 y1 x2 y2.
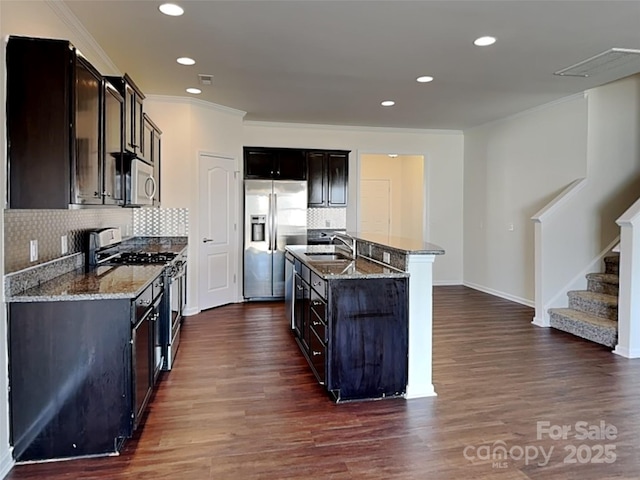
532 316 550 328
182 307 200 317
405 384 437 399
432 280 463 286
613 345 640 359
0 447 15 479
463 282 534 308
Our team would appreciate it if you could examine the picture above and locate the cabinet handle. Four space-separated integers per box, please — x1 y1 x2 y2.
139 299 151 306
296 285 304 291
203 238 214 243
313 281 321 286
312 321 322 326
94 191 101 198
312 300 322 306
312 350 322 356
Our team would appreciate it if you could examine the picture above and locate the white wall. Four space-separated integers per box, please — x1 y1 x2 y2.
243 123 464 284
463 95 588 305
145 97 245 313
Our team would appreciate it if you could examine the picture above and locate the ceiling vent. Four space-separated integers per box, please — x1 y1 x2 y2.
198 74 214 85
554 48 640 77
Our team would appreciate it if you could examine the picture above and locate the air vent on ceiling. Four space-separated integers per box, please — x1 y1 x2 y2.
554 48 640 77
198 74 214 85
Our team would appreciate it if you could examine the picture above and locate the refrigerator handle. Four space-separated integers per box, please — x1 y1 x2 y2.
272 193 278 251
268 193 273 251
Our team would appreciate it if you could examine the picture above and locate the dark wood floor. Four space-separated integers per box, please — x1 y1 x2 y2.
7 286 640 479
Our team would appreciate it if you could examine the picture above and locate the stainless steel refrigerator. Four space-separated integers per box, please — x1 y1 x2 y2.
244 179 307 300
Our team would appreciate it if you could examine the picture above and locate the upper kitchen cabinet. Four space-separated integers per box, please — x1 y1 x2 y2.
106 74 145 158
103 80 125 205
244 147 307 180
306 150 349 207
6 36 122 209
142 114 162 206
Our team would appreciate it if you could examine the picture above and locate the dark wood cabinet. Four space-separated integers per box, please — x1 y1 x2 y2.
142 114 162 206
291 265 408 401
244 147 306 180
8 275 164 462
6 36 125 208
107 74 146 157
307 150 349 207
103 81 125 204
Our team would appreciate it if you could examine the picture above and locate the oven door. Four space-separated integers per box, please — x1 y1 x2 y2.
163 263 185 370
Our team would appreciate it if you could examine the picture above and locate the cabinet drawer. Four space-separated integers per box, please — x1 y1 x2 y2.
152 274 164 299
310 309 327 344
310 289 326 323
308 328 326 384
134 283 154 322
310 272 326 298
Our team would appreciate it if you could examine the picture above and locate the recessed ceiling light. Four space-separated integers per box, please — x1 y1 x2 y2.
159 3 184 16
388 154 398 158
186 87 201 94
474 36 496 47
381 100 395 107
416 76 434 83
177 57 196 66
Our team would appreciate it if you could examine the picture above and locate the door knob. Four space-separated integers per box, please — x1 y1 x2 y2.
203 238 214 243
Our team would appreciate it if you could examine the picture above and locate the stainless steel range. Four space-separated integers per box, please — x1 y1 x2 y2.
86 227 187 371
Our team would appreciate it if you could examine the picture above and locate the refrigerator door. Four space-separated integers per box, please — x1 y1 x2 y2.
244 180 274 298
272 181 308 297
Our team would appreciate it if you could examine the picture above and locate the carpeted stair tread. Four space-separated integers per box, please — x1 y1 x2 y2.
585 273 619 285
549 308 617 347
604 255 620 275
567 290 617 305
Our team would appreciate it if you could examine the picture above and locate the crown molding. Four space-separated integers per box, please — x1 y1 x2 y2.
243 120 462 136
145 95 247 117
45 0 120 75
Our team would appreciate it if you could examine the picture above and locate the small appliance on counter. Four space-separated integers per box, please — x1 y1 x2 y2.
85 227 187 371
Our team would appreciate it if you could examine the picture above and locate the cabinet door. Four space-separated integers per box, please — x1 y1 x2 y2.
152 128 162 206
328 152 348 207
276 149 306 180
245 149 276 178
307 152 326 206
140 115 153 164
133 314 152 429
294 274 305 339
73 57 102 205
103 83 124 204
134 94 144 154
124 84 136 153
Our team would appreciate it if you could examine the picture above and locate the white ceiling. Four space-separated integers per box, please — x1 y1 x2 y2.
64 0 640 130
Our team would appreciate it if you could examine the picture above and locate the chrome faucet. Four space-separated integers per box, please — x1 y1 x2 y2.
330 232 356 258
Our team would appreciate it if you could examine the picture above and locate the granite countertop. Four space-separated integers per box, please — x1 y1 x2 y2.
287 245 408 279
350 232 445 255
6 265 165 303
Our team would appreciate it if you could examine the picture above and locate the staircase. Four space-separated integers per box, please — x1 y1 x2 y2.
548 254 619 348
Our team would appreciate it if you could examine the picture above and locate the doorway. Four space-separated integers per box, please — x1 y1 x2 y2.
359 154 425 240
198 153 238 310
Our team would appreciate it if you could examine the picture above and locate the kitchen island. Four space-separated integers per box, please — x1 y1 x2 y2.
286 234 444 402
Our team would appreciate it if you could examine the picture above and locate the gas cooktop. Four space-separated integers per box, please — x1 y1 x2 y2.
107 252 178 265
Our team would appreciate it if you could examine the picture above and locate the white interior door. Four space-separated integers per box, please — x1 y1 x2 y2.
360 179 391 235
198 153 238 310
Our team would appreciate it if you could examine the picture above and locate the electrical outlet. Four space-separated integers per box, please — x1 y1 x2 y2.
61 235 68 255
508 223 515 232
383 251 391 264
29 240 38 262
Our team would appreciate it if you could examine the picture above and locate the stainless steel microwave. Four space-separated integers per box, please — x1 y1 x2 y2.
128 159 156 206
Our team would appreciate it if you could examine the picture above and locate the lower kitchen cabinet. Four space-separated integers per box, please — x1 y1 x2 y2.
8 277 163 462
292 270 408 402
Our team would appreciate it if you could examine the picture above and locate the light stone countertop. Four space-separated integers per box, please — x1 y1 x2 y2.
286 245 409 279
6 265 165 303
350 232 445 255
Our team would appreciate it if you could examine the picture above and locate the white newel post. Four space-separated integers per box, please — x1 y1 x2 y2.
405 253 437 399
532 219 549 327
614 214 640 358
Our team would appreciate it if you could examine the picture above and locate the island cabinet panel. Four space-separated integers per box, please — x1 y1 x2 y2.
327 278 408 401
9 300 133 462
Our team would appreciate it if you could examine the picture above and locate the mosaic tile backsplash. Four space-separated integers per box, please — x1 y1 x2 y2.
4 208 133 273
133 208 189 236
307 208 346 229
